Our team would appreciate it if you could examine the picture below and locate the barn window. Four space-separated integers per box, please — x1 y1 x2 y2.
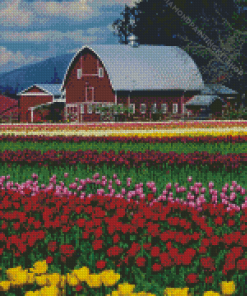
161 104 167 114
88 104 93 114
151 103 157 114
95 104 101 114
173 103 178 114
140 104 146 113
129 104 135 114
80 104 84 114
77 69 82 79
118 104 124 114
98 68 104 78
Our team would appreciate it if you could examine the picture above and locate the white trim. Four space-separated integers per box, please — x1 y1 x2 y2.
18 84 53 96
61 46 114 92
118 103 124 114
20 93 51 96
80 104 84 114
173 103 178 114
85 86 94 102
77 69 82 79
98 67 104 78
151 103 157 114
115 91 117 104
87 103 93 114
161 103 167 114
140 103 146 114
130 103 135 114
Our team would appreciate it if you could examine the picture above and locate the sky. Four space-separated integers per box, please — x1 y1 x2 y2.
0 0 139 73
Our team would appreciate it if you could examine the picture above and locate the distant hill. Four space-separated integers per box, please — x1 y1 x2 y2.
0 53 75 97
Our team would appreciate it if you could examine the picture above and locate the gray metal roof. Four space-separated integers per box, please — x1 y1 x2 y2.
18 84 61 96
185 95 224 106
201 84 238 95
35 84 62 96
61 45 204 91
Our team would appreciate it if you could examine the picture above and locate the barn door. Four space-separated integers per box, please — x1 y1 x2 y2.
86 87 94 102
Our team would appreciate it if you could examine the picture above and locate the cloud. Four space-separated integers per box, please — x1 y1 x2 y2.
0 30 99 43
0 46 43 66
33 0 97 20
0 0 33 27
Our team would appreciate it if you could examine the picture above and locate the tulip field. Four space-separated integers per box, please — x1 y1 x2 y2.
0 121 246 296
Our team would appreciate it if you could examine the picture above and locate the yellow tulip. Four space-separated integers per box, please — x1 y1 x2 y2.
58 275 67 289
86 274 102 288
25 292 37 296
203 292 221 296
118 283 135 295
47 273 61 287
6 266 24 281
35 275 48 286
112 291 120 296
0 281 11 291
26 272 36 285
101 270 121 287
73 266 90 282
164 287 190 296
39 285 60 296
67 273 80 286
29 260 48 274
220 281 236 295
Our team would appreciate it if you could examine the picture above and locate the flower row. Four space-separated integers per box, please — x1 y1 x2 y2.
0 259 237 296
1 149 247 172
1 134 247 143
1 121 247 131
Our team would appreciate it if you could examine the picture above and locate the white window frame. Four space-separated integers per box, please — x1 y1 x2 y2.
77 69 82 79
140 103 146 114
161 103 167 114
151 103 157 114
95 103 101 114
118 104 124 114
129 103 135 114
80 104 84 114
173 103 178 114
98 68 104 78
87 104 93 114
85 86 94 102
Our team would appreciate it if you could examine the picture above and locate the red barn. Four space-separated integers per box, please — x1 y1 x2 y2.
61 42 204 122
18 84 62 122
18 40 205 123
0 95 19 122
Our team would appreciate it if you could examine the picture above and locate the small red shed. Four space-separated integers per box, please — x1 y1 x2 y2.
18 84 62 122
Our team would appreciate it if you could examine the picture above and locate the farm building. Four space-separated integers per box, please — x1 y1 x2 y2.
18 37 209 122
18 84 64 123
0 95 18 122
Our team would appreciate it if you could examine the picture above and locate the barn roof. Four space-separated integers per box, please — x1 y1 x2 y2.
18 84 61 96
0 95 18 115
185 95 225 106
201 84 238 95
61 45 204 92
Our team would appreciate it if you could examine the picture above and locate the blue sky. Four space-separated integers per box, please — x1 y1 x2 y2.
0 0 138 73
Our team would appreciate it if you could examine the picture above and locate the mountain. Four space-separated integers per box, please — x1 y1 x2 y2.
0 53 75 98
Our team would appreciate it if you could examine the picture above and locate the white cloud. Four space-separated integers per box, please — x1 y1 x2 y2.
0 0 33 27
0 46 43 66
33 0 97 20
1 30 99 43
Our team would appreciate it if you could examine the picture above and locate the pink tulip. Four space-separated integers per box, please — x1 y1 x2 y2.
113 174 117 179
101 181 107 186
240 188 246 195
201 187 206 194
121 188 126 195
174 183 179 188
230 192 236 201
115 179 121 186
102 176 107 181
93 173 100 179
220 193 225 199
152 187 157 193
209 189 214 195
166 183 172 190
126 182 131 187
187 176 192 182
208 182 214 188
230 186 234 191
162 190 168 195
232 181 237 187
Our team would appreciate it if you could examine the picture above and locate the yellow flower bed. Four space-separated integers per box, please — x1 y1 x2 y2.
0 260 237 296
